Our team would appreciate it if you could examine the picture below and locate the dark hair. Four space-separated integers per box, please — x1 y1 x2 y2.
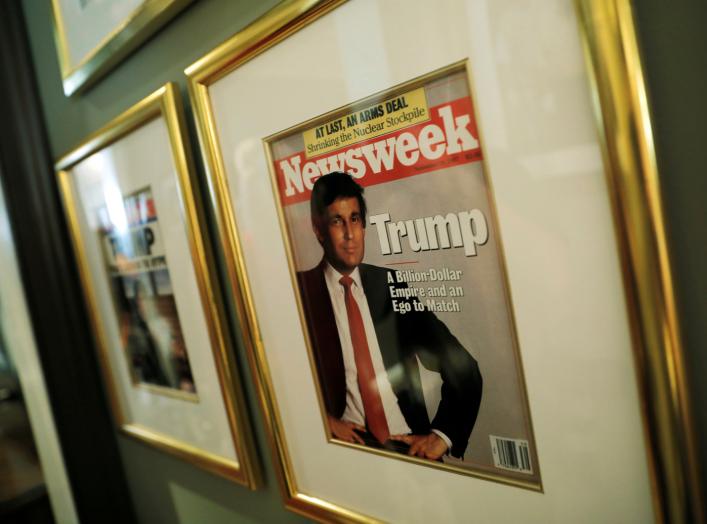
310 171 367 227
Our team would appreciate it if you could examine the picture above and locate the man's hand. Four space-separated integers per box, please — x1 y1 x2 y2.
327 415 366 444
389 432 448 460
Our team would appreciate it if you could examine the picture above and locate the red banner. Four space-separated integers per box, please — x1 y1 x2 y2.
275 96 482 206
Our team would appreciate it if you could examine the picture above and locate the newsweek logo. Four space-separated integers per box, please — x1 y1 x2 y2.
275 97 482 206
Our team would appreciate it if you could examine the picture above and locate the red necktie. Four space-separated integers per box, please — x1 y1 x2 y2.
339 275 390 444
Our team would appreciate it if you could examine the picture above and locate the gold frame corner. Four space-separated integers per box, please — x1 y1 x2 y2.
50 0 194 96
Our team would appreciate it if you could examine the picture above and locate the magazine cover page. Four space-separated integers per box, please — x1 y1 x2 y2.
267 65 539 487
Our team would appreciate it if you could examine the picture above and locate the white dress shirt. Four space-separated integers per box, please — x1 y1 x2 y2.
323 262 452 450
323 262 411 435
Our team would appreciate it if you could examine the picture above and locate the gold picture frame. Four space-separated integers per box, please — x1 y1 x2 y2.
187 0 702 521
50 0 193 96
56 83 261 488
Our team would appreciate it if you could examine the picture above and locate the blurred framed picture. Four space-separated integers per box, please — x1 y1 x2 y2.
56 83 260 487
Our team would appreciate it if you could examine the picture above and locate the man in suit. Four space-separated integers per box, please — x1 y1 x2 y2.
297 172 482 460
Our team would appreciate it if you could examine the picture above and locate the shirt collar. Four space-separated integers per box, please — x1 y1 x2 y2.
323 260 363 291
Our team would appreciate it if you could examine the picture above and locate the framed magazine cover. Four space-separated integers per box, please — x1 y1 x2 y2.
50 0 193 96
55 83 261 488
187 0 701 521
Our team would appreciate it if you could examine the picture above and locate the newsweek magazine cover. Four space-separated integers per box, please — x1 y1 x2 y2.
97 187 197 396
266 65 539 485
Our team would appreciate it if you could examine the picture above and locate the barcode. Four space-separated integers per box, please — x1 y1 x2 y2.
490 435 532 474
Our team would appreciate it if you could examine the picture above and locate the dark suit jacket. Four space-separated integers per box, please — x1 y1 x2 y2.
297 261 482 458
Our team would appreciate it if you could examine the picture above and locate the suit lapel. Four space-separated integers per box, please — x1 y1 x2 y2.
360 265 405 393
300 261 347 417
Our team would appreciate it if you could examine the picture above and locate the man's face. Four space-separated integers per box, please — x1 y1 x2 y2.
315 196 365 275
